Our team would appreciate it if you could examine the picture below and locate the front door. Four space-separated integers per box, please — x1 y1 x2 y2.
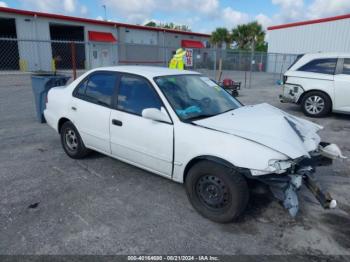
91 44 113 68
334 58 350 112
109 74 174 177
70 71 118 153
91 46 100 69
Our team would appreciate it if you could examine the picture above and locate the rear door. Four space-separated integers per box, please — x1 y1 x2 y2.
295 58 336 98
71 71 118 153
333 58 350 112
109 74 174 177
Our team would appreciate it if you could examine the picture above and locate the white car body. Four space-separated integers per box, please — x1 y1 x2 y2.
281 52 350 115
44 66 341 218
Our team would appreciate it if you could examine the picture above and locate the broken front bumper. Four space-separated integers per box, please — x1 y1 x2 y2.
279 94 297 104
254 143 345 217
279 84 304 104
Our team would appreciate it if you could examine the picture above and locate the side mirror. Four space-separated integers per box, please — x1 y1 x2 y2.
142 108 171 124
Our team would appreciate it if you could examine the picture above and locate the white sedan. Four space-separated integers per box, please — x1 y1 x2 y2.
44 66 342 223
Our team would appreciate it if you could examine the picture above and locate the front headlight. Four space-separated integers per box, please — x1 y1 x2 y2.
268 159 293 173
250 159 294 176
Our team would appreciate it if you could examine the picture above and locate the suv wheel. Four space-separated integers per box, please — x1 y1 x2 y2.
60 121 90 159
185 161 249 223
301 91 331 117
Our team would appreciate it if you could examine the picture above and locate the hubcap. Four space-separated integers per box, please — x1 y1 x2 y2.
196 175 230 209
65 129 78 151
305 96 325 115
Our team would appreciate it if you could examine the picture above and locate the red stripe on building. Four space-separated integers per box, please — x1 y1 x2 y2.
0 7 210 37
268 14 350 30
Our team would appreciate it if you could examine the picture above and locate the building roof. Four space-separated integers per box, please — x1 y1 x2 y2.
0 7 210 37
268 13 350 31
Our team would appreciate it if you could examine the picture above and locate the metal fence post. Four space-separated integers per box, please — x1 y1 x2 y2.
88 42 91 69
249 46 254 89
274 54 278 82
213 48 217 80
71 42 77 80
163 30 167 67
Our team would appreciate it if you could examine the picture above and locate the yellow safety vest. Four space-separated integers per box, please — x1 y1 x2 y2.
169 58 177 69
169 48 186 70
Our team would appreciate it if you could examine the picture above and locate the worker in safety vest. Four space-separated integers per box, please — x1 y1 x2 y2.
169 48 186 70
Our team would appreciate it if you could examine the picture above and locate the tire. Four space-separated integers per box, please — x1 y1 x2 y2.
60 121 90 159
185 161 249 223
301 91 331 117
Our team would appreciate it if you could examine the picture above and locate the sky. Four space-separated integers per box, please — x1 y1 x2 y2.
2 0 350 33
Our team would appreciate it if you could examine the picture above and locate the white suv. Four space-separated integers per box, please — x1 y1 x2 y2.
280 53 350 117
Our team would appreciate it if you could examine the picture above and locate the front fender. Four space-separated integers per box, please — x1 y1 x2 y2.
172 122 289 183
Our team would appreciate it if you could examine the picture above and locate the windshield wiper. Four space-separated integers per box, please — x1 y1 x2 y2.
184 108 237 122
184 114 215 121
215 107 236 116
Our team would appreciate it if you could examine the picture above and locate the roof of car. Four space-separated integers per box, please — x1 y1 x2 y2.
92 66 200 78
302 52 350 58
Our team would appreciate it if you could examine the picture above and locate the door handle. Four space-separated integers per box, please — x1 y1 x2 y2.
112 119 123 126
71 106 77 111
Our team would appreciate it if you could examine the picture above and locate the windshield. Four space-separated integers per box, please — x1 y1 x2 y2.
154 75 241 121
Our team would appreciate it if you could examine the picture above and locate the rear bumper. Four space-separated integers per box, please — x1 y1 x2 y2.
43 109 58 132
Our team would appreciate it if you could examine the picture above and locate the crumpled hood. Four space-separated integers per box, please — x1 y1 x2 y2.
194 103 323 159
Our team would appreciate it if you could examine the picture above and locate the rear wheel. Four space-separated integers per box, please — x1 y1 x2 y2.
60 121 90 159
185 161 249 223
301 91 331 117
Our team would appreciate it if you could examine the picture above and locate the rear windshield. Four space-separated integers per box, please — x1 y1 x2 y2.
287 54 304 70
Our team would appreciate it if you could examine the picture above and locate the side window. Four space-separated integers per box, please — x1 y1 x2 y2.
298 58 337 75
75 79 88 96
117 75 162 115
84 73 117 106
342 58 350 75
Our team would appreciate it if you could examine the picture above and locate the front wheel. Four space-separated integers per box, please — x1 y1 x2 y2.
301 91 331 117
185 161 249 223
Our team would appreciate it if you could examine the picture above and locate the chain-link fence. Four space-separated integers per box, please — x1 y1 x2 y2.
0 37 298 86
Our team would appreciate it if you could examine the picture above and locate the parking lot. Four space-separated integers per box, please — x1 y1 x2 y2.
0 71 349 255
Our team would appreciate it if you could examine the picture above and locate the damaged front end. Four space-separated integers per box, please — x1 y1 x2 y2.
251 143 345 217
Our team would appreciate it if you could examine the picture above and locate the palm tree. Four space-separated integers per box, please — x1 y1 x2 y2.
210 28 231 81
231 21 265 51
210 27 231 49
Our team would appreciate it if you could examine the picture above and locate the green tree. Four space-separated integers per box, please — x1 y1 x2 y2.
143 21 191 32
211 27 231 81
145 21 157 27
255 42 268 52
210 27 231 49
231 21 266 51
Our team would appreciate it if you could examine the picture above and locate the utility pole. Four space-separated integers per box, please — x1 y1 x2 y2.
102 5 107 21
249 36 257 89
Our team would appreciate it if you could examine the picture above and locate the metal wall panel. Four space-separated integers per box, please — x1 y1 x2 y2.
268 18 350 54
